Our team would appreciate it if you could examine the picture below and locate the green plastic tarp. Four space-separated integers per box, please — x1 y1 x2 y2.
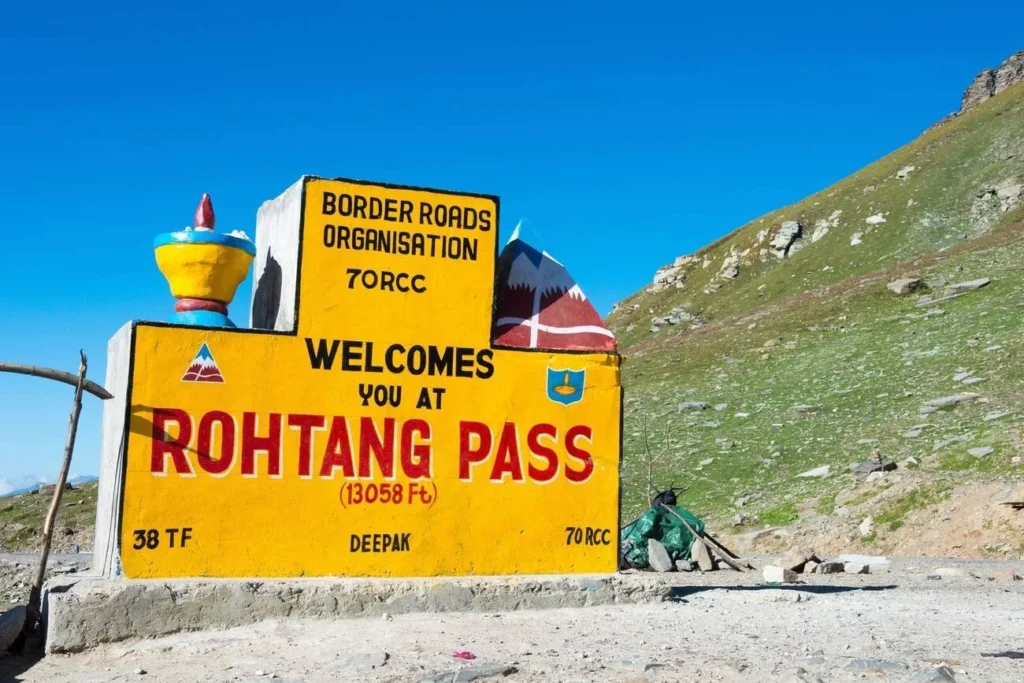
620 505 706 569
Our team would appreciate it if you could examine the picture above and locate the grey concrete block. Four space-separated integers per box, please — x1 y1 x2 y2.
44 573 676 653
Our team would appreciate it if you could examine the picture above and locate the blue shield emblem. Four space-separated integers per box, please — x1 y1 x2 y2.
547 368 586 405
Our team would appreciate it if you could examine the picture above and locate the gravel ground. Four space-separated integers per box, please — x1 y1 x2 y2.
0 554 91 610
2 557 1023 682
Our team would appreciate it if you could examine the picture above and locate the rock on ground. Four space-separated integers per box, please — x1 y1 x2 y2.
778 547 812 572
646 539 674 573
763 565 797 583
0 605 25 654
910 665 957 682
771 221 802 257
796 466 830 478
947 278 991 291
690 539 714 572
887 277 924 295
921 394 982 410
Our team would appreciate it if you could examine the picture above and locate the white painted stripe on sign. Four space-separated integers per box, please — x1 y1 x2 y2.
496 318 616 338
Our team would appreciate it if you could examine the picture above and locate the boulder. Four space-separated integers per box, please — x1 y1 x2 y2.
647 539 674 573
844 563 870 575
816 561 844 574
770 221 802 257
962 68 997 110
778 547 813 572
0 606 25 656
679 401 709 412
996 182 1023 212
994 51 1024 94
719 262 740 279
763 565 797 583
947 278 990 291
653 265 683 285
691 539 714 572
969 447 994 457
921 394 982 410
796 465 830 478
887 277 924 295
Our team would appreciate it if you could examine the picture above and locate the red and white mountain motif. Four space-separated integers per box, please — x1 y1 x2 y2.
181 343 225 383
494 230 616 352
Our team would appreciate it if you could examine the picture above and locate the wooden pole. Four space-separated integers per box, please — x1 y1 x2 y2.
0 361 112 400
659 503 747 572
702 529 744 561
24 351 88 637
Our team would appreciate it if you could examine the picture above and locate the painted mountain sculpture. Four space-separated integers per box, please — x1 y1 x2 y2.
494 230 616 352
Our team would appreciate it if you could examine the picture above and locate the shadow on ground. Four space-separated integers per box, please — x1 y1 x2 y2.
668 584 898 601
0 651 43 683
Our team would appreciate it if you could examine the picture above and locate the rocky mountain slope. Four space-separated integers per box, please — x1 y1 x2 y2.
610 53 1024 558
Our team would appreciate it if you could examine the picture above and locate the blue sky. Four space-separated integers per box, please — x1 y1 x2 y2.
1 1 1021 486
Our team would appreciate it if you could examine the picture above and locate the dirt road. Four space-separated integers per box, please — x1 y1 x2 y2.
3 558 1023 682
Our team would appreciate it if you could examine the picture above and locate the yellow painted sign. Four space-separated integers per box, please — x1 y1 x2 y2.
120 178 621 579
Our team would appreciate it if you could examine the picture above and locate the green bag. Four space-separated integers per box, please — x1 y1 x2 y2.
620 505 706 569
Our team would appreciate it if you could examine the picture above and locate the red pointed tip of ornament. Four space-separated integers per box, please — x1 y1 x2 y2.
194 193 215 229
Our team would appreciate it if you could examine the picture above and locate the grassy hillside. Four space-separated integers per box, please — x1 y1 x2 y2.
0 482 97 552
610 83 1024 555
1 87 1020 563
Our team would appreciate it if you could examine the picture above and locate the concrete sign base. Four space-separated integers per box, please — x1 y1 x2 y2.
43 574 673 653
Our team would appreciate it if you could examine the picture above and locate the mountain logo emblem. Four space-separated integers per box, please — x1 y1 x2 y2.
181 343 225 383
546 368 585 406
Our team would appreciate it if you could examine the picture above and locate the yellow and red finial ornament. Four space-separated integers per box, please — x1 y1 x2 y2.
153 193 256 328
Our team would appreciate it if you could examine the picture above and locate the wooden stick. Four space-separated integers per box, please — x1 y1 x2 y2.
0 361 112 400
702 529 742 560
24 352 88 636
659 503 747 572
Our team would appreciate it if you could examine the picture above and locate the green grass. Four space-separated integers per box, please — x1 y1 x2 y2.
760 502 799 526
611 83 1024 530
875 484 953 532
815 492 837 515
